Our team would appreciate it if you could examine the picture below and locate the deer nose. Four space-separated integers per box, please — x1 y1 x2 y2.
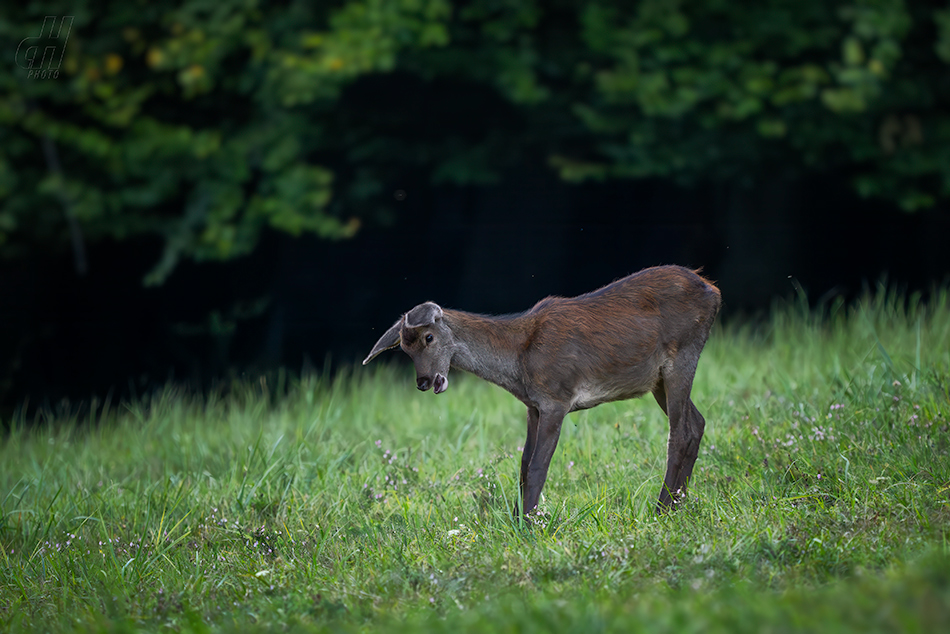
416 377 431 391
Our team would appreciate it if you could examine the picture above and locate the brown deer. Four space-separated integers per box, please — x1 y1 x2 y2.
363 265 721 515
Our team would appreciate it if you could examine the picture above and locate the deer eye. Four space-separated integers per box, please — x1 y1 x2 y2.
425 334 433 344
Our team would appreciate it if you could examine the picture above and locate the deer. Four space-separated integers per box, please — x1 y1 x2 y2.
362 265 721 516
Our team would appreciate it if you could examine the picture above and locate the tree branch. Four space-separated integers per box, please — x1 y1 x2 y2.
41 132 87 276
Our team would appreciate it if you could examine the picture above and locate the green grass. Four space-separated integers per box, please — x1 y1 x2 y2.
2 286 950 633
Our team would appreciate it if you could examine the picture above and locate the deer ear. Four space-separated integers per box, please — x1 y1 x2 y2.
362 318 403 365
404 302 443 328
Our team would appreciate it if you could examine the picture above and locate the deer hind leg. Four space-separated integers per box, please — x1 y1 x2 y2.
656 348 707 512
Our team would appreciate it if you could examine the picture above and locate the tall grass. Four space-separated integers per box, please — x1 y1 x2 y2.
1 285 949 632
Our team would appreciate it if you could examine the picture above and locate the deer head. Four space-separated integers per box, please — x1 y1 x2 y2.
362 302 453 394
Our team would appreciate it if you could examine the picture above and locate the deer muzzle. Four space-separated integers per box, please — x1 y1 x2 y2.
417 374 448 394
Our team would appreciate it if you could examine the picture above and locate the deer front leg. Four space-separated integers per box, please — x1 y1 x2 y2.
520 406 566 516
516 406 540 516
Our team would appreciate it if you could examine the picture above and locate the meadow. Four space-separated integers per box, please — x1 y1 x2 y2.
2 287 949 633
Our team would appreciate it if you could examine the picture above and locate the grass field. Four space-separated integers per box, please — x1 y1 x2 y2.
2 288 950 633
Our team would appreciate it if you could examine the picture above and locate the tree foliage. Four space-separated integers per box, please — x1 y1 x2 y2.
2 0 948 282
1 0 451 283
556 0 950 212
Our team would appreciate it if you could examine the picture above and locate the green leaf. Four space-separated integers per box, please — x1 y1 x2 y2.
843 37 865 66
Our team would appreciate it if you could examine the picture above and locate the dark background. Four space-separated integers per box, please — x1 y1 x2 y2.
5 167 948 410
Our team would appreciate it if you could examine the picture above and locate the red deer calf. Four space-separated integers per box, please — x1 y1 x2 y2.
363 265 721 515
